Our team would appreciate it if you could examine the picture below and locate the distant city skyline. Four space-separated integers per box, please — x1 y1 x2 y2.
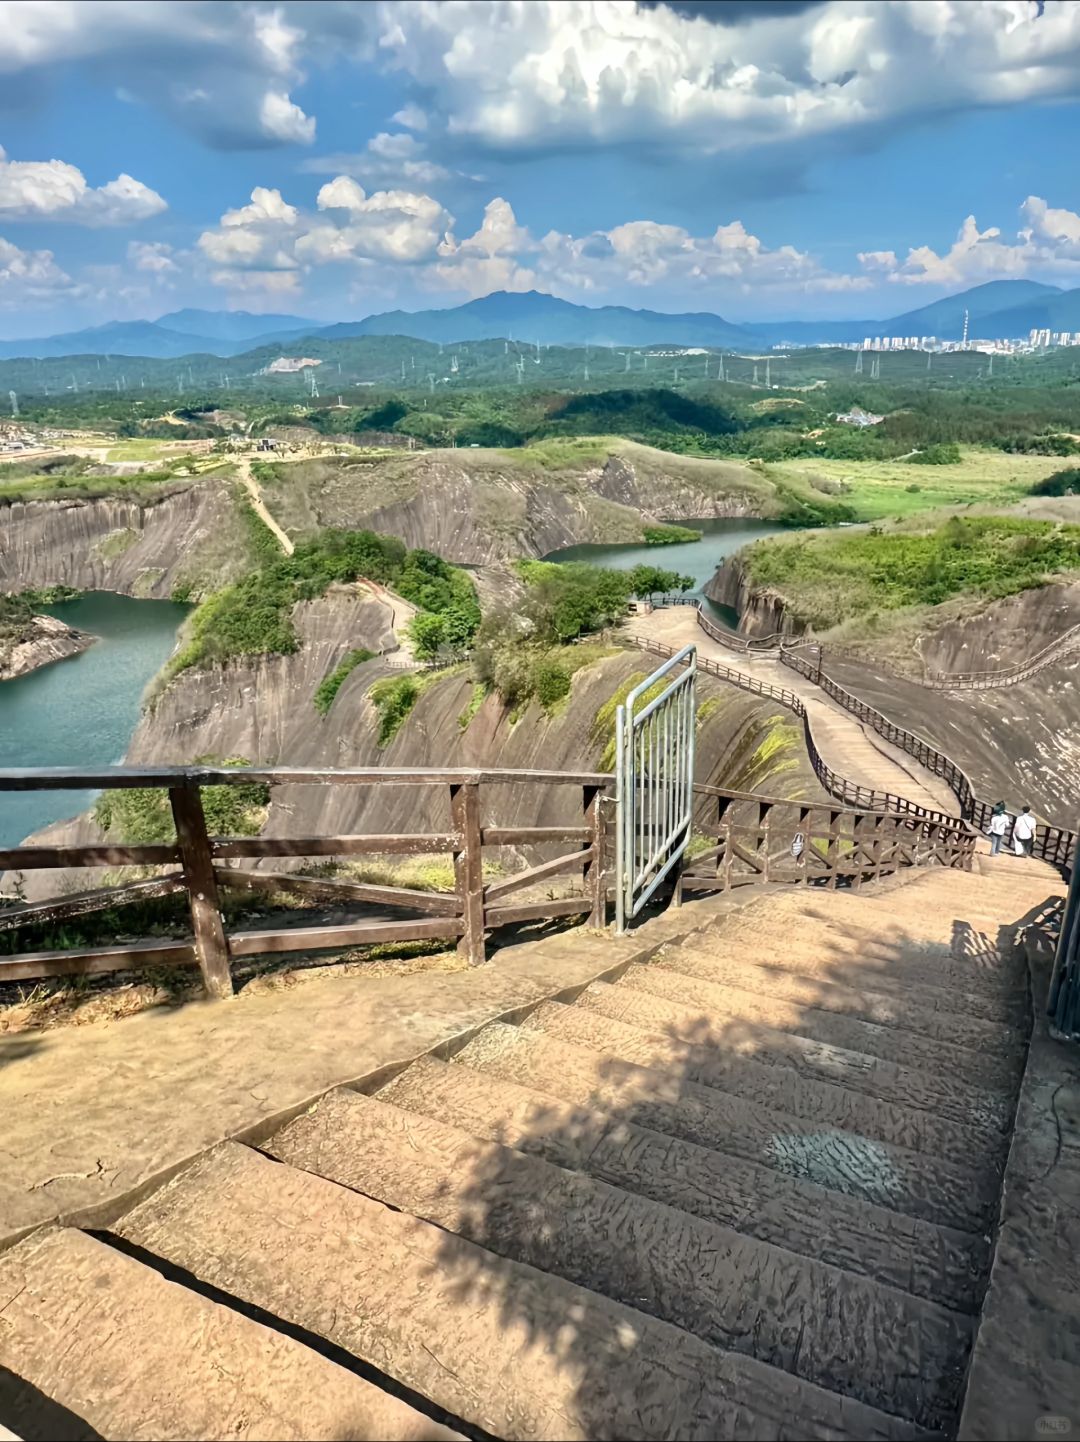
2 0 1080 337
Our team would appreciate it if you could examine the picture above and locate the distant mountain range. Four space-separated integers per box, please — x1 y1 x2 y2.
0 280 1075 361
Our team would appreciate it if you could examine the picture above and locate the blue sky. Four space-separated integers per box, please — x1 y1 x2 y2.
2 0 1080 336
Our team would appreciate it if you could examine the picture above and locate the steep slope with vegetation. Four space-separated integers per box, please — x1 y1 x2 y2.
715 515 1080 638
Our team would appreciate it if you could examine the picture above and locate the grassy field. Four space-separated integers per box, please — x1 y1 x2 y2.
770 448 1065 523
105 439 182 462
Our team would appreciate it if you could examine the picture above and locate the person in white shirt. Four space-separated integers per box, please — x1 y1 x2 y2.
988 802 1009 856
1013 806 1037 857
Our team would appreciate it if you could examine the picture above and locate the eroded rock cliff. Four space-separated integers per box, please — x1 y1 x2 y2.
256 444 780 564
0 480 253 600
0 614 93 680
704 555 797 639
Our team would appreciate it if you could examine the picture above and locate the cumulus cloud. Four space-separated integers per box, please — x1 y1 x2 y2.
859 197 1080 286
0 234 77 304
197 179 452 291
0 1 318 149
433 199 865 300
0 145 166 225
127 240 178 273
368 0 1080 154
6 2 1080 163
300 132 453 187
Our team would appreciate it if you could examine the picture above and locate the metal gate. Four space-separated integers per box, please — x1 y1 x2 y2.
615 645 697 932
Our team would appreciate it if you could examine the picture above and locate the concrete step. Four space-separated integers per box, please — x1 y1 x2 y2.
450 1022 998 1232
378 1053 990 1313
650 946 1025 1056
690 919 1027 1020
576 980 1012 1131
0 1226 459 1442
113 1141 925 1442
268 1086 971 1433
617 964 1020 1091
523 999 1005 1159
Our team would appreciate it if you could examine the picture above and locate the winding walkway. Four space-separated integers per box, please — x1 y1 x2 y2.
630 607 959 816
236 456 294 556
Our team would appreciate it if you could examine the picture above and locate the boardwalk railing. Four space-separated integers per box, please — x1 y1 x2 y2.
0 761 979 996
683 788 975 894
0 766 609 997
777 644 1077 870
627 634 962 828
645 600 1076 871
656 593 1080 692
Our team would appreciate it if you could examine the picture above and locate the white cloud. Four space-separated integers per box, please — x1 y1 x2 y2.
859 197 1080 286
6 3 1080 162
259 90 316 145
197 179 452 292
128 240 178 274
0 1 320 149
300 131 452 186
0 144 166 225
366 0 1080 155
0 234 77 304
435 199 538 294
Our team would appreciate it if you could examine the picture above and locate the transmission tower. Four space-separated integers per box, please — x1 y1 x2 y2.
450 354 458 374
987 353 993 377
717 353 724 381
765 359 771 387
673 365 679 384
9 390 17 418
309 370 319 399
854 350 863 375
583 360 590 382
927 352 932 371
753 364 759 385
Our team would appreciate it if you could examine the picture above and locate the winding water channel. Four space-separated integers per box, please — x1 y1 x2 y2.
545 516 784 623
0 593 189 846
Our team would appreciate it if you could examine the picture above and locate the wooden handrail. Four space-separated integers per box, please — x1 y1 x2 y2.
0 759 974 995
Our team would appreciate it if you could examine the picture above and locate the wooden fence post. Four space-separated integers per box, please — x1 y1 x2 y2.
583 784 605 928
451 782 485 965
827 810 841 889
169 782 233 999
759 801 772 884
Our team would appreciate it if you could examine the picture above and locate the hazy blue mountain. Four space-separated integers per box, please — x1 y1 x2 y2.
156 308 315 340
317 290 754 347
751 281 1063 345
965 285 1080 339
0 316 316 360
0 321 217 361
1 280 1074 361
881 280 1062 339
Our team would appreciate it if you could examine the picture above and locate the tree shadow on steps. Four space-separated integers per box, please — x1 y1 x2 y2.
404 885 1050 1440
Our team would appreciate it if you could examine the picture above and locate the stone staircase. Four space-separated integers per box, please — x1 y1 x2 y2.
0 860 1063 1441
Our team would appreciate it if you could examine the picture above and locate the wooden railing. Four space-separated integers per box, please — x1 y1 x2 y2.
683 788 976 894
627 634 961 828
0 761 982 997
0 766 608 996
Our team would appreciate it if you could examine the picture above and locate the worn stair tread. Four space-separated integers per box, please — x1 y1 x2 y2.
650 947 1023 1055
0 1226 459 1442
268 1086 971 1432
112 1142 924 1442
522 999 1005 1159
576 980 1012 1130
451 1022 998 1232
685 923 1026 1022
617 965 1019 1090
377 1054 990 1314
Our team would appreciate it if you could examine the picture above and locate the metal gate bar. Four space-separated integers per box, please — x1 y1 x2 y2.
615 645 697 932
